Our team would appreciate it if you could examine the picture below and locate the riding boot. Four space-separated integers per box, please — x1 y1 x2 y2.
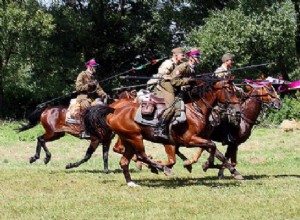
154 119 168 139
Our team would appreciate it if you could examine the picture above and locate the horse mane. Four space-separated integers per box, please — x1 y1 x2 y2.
190 75 219 98
83 105 115 136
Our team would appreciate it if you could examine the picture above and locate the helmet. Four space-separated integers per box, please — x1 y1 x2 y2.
221 53 234 63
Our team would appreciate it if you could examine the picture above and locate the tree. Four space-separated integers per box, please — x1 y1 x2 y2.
0 0 55 117
185 1 299 80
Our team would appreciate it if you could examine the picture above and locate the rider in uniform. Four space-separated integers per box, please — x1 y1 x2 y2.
147 47 186 90
214 53 234 79
214 53 237 144
154 48 201 138
75 59 108 138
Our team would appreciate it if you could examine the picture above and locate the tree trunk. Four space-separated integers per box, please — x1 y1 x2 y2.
293 0 300 62
0 56 3 118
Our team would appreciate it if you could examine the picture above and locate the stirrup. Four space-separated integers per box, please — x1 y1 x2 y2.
153 126 168 139
79 131 90 139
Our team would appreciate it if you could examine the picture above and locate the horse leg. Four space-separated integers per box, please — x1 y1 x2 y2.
136 153 175 176
65 139 100 170
102 140 111 174
182 148 205 172
227 144 243 180
175 147 193 173
213 148 243 180
119 144 139 187
155 144 176 169
29 136 43 163
113 137 144 171
40 137 52 164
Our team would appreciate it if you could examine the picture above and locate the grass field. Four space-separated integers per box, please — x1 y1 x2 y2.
0 121 299 220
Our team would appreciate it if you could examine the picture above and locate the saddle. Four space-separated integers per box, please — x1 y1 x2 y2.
65 99 81 124
135 92 186 127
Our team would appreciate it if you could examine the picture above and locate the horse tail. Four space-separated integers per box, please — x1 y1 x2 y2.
16 105 47 132
83 104 115 137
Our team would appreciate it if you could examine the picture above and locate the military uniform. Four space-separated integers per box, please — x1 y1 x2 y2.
214 53 234 79
147 59 176 89
76 70 107 110
155 61 193 118
147 47 185 90
214 64 231 79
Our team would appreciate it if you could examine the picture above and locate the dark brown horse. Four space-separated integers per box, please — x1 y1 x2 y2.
102 79 242 187
178 82 282 179
16 90 135 173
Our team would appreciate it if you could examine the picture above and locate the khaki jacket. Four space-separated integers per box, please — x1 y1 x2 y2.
214 64 231 79
75 70 107 100
158 61 192 93
147 59 177 88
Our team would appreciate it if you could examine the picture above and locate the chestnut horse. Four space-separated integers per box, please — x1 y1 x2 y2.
102 79 242 187
178 81 282 179
16 90 135 173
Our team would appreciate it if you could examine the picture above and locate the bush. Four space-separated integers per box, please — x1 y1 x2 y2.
264 91 300 125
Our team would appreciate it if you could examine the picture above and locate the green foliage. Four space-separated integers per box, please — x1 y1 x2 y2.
265 91 300 124
185 1 298 79
0 0 300 120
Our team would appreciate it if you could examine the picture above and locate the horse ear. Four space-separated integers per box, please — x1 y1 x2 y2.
244 84 253 92
258 74 266 80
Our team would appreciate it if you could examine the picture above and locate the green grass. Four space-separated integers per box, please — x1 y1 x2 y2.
0 121 299 220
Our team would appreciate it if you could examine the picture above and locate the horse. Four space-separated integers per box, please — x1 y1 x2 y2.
97 78 242 187
178 81 282 179
16 90 135 173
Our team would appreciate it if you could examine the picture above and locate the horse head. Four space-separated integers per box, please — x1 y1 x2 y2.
213 80 242 127
248 82 282 110
190 78 242 127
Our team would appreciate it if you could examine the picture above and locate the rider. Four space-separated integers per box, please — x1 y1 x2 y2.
214 53 234 79
154 48 201 138
147 47 186 90
75 58 108 138
214 53 237 144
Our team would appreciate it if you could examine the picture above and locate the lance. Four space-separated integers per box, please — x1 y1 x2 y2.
120 75 226 82
36 92 77 109
195 62 275 77
99 57 167 83
112 83 150 91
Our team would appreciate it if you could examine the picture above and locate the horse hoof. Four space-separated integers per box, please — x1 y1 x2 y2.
44 157 51 164
183 159 192 166
184 164 193 173
202 162 209 172
163 166 175 176
218 174 225 180
127 181 141 188
135 163 143 171
150 167 159 174
103 169 112 174
234 173 244 180
29 157 36 163
65 164 73 169
218 169 225 179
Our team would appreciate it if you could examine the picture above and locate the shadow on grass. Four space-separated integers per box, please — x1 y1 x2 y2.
62 168 141 174
133 176 242 188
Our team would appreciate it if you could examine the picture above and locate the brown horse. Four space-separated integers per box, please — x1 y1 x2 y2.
102 79 242 187
178 81 282 179
16 90 135 173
